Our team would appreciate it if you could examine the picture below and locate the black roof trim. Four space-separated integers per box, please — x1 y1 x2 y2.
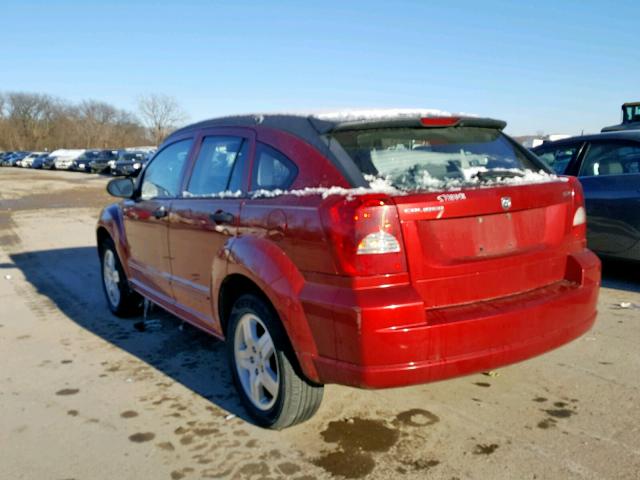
164 113 508 188
168 113 507 139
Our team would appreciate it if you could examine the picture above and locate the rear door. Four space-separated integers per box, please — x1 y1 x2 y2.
123 138 193 302
577 140 640 256
168 129 253 330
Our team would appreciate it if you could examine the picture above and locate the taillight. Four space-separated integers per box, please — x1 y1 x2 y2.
357 231 401 254
567 176 587 247
572 206 586 227
320 195 407 276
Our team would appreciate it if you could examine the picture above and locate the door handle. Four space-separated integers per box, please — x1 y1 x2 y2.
210 211 234 224
153 206 168 219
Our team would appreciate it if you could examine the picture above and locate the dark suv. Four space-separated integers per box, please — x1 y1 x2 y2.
111 150 151 177
70 150 118 173
98 112 599 428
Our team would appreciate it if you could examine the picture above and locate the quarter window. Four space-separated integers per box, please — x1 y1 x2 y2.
579 142 640 177
535 145 580 175
186 136 248 196
140 139 192 200
251 143 297 191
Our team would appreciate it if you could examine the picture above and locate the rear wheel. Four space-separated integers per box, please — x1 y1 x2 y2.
227 294 324 429
99 237 142 317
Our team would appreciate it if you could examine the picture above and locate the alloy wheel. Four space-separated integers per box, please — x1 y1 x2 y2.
233 313 280 411
103 249 121 307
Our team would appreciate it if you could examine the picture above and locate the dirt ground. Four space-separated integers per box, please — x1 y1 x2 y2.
1 168 639 480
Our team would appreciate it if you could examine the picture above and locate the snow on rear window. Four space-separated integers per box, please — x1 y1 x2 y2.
330 126 556 191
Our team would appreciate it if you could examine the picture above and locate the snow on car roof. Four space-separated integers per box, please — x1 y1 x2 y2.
311 108 459 122
177 108 481 131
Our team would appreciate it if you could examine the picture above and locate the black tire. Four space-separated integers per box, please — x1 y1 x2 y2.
226 294 324 429
99 237 142 317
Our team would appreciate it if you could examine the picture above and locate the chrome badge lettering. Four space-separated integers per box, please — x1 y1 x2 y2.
437 192 466 202
501 196 512 210
403 205 445 219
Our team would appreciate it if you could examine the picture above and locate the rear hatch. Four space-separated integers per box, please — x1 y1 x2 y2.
329 119 577 309
392 182 572 308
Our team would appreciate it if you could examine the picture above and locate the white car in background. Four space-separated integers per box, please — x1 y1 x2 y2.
20 151 46 168
52 149 86 170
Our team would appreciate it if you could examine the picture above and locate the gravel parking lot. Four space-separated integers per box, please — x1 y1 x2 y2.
1 168 639 480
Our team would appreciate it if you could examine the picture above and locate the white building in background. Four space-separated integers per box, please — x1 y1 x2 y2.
517 134 571 149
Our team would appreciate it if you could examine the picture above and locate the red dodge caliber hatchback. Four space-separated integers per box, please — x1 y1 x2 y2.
97 111 600 428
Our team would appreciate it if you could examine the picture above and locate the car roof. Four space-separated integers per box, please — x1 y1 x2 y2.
533 130 640 149
165 111 507 187
169 111 506 141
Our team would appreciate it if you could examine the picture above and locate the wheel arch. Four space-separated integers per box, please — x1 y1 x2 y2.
217 237 322 383
96 204 130 278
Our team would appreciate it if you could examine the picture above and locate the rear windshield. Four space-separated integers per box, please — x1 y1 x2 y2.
330 127 545 190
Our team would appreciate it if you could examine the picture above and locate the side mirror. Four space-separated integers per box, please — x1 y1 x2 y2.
107 178 135 198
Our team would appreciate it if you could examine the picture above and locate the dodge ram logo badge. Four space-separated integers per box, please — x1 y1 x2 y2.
501 196 512 210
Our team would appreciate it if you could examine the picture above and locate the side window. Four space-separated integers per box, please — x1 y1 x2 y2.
186 136 248 196
579 142 640 177
251 143 298 191
140 139 192 200
535 144 580 175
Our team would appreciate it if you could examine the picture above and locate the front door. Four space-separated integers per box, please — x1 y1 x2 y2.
169 131 252 331
124 138 193 302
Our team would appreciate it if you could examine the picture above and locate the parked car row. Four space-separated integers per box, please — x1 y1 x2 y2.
0 147 155 176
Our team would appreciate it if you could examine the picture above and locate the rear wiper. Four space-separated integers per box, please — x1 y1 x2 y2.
471 169 525 181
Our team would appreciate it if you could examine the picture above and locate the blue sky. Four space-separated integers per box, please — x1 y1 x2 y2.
1 0 638 135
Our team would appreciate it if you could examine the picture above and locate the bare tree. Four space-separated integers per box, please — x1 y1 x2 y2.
76 100 119 147
3 92 61 149
138 93 187 145
0 90 161 150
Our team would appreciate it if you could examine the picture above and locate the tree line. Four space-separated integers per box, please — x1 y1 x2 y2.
0 92 187 151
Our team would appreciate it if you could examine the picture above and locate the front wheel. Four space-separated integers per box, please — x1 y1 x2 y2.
99 238 142 317
227 294 324 429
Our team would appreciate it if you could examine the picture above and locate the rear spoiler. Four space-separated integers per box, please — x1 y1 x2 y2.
309 115 507 134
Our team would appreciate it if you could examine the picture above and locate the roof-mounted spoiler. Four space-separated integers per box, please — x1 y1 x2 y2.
309 115 507 133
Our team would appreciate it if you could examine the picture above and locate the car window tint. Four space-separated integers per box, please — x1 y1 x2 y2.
186 136 246 196
251 143 297 191
534 145 580 175
579 142 640 177
140 139 192 200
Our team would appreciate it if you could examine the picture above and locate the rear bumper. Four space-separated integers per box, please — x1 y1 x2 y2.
310 249 600 388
